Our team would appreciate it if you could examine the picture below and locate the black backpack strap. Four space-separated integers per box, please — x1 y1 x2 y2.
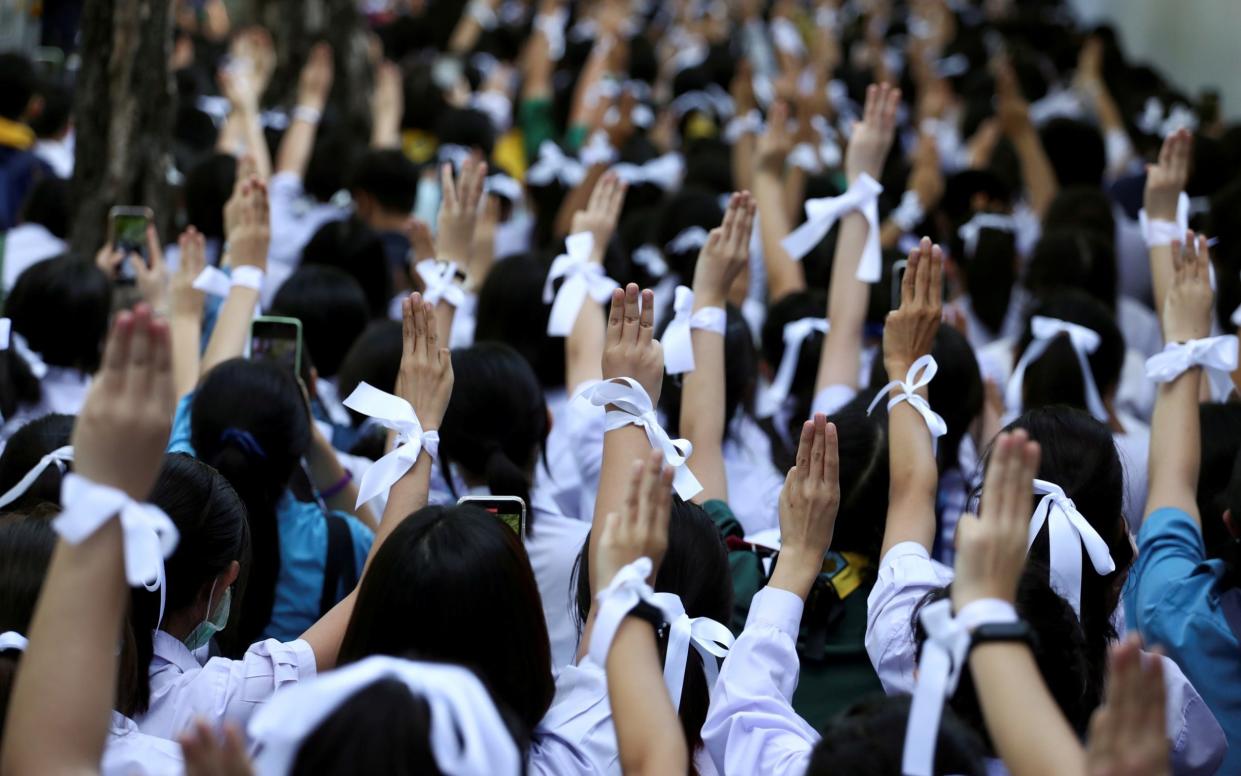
320 513 358 616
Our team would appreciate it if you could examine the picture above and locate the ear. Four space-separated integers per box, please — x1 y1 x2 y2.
545 405 554 439
1224 509 1241 540
221 560 241 589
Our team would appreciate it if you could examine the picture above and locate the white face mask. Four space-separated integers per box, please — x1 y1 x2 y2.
183 581 231 652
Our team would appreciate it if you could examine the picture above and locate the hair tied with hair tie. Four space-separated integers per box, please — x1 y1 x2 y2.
220 428 268 460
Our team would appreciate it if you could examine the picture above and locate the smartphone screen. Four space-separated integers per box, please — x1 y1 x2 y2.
457 496 527 535
109 207 152 284
890 259 908 310
249 317 303 376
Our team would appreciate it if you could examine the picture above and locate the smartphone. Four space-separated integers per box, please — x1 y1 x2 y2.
458 495 527 535
249 316 304 376
108 206 153 284
890 258 908 310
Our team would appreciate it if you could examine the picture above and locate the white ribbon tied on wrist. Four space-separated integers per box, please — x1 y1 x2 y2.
1138 192 1189 248
0 318 49 380
0 631 27 652
866 355 948 454
1005 316 1109 423
903 598 1017 776
415 259 466 308
526 141 586 188
723 109 764 144
588 557 657 672
580 378 703 500
758 317 829 418
192 265 264 298
342 382 440 507
249 655 521 776
52 473 179 628
0 445 73 509
781 173 884 283
662 286 726 375
542 232 618 337
650 591 734 709
1028 479 1116 617
1145 335 1239 400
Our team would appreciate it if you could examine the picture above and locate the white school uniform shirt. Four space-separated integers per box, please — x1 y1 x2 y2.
264 171 349 306
947 288 1028 352
0 367 91 449
559 381 606 521
1 222 65 291
136 630 317 740
535 386 589 520
526 491 591 673
721 414 784 535
864 542 1228 775
103 712 184 776
1115 410 1150 534
1117 296 1162 360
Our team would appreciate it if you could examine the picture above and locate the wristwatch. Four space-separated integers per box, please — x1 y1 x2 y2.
626 600 669 639
969 620 1036 651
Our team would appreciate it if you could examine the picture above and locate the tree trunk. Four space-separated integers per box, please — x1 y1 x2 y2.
69 0 175 256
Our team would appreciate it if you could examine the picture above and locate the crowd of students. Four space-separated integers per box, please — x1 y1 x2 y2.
0 0 1240 773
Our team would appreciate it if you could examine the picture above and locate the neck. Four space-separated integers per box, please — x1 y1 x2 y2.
367 211 412 233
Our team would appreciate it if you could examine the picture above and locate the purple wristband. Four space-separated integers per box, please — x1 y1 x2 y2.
318 470 353 501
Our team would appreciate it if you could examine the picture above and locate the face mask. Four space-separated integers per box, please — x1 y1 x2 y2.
183 584 232 652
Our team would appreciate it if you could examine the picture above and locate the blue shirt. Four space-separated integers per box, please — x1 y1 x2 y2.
168 395 374 642
1126 507 1241 774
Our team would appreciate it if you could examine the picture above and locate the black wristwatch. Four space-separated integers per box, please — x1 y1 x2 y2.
626 601 669 639
969 620 1036 651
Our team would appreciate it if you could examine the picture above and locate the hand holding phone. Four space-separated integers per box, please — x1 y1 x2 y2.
107 206 154 285
458 495 527 535
249 316 304 376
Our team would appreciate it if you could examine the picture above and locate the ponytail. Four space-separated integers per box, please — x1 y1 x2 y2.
484 448 532 530
0 345 40 422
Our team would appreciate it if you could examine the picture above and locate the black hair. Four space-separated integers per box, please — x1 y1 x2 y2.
1220 446 1241 592
437 344 547 526
1024 228 1118 313
1013 291 1125 408
191 360 312 647
17 176 69 238
301 216 394 319
398 61 448 133
475 253 565 390
0 414 73 511
948 215 1017 337
806 694 986 776
0 513 56 735
0 52 38 120
1196 404 1241 589
349 149 420 214
184 153 237 241
338 505 555 735
653 188 725 281
270 265 370 378
290 673 530 776
760 290 828 458
818 399 891 562
305 133 358 204
434 107 496 158
1039 118 1106 188
336 320 402 430
5 254 112 377
27 80 70 139
574 498 732 771
1042 186 1117 247
660 305 757 441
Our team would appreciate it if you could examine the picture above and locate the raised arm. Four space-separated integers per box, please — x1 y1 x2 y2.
216 28 275 180
275 43 333 178
370 61 404 150
2 306 174 776
201 176 269 375
681 193 755 502
995 59 1057 219
753 101 805 301
879 238 943 558
432 158 487 344
769 415 841 600
565 173 627 391
817 83 901 392
1143 129 1192 323
1146 233 1214 523
170 227 207 398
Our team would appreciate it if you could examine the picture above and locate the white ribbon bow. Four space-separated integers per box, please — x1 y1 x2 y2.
650 591 734 710
580 131 619 167
956 212 1016 260
588 557 657 671
415 260 467 308
632 245 669 277
781 173 884 282
484 173 523 202
542 232 618 337
758 318 829 417
0 318 49 380
526 141 586 188
1005 316 1109 423
52 473 179 628
866 355 948 454
662 286 727 375
0 631 26 652
579 378 703 500
192 266 264 298
342 383 440 507
1028 479 1117 617
903 598 1018 776
1145 335 1239 401
0 445 73 510
612 153 685 191
249 655 521 776
1138 192 1189 248
666 226 710 255
723 109 764 144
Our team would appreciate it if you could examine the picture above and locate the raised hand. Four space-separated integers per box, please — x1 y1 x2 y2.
844 82 901 183
1163 232 1213 343
603 284 663 403
907 133 944 212
1145 129 1192 222
225 176 270 270
395 292 454 430
952 429 1041 609
1085 637 1170 776
883 237 943 376
994 57 1032 139
298 42 334 111
756 100 793 173
73 304 174 500
596 449 674 586
571 171 628 264
436 157 487 266
230 26 275 98
771 414 841 599
171 226 207 319
692 191 755 307
135 224 169 311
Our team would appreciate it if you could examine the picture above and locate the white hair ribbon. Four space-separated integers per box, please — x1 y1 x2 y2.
0 631 27 652
484 173 523 202
0 318 48 380
650 591 734 710
579 378 703 500
192 266 265 298
781 173 884 282
542 233 618 337
662 286 726 375
902 598 1018 776
468 91 512 133
342 383 440 507
1145 335 1239 401
1028 479 1116 617
670 91 718 120
666 226 711 255
52 473 179 630
956 212 1016 260
866 355 948 454
889 190 926 233
0 445 73 510
249 655 521 776
1138 192 1189 249
526 142 586 188
415 260 466 309
723 109 764 144
809 115 843 169
1005 317 1109 423
612 153 685 191
580 132 619 168
632 245 669 277
758 318 829 417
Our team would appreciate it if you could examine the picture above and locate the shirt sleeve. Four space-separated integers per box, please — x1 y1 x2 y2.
1157 652 1228 776
166 394 196 455
1126 508 1206 631
701 586 818 776
562 382 605 501
864 542 954 695
198 638 317 729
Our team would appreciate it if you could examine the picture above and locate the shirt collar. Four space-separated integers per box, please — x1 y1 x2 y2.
0 117 34 150
151 628 204 673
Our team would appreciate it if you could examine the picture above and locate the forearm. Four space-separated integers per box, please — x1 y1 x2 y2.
882 392 938 557
554 166 605 238
608 618 689 776
369 451 433 571
1146 369 1202 523
755 169 805 300
782 165 807 225
566 299 605 391
275 116 320 177
1150 245 1174 329
816 211 870 391
201 287 260 375
682 325 727 502
590 426 652 592
235 105 272 179
448 14 484 54
732 135 756 193
1010 127 1058 218
372 110 402 150
970 643 1087 776
307 431 376 530
767 547 821 602
171 313 203 399
433 303 455 350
